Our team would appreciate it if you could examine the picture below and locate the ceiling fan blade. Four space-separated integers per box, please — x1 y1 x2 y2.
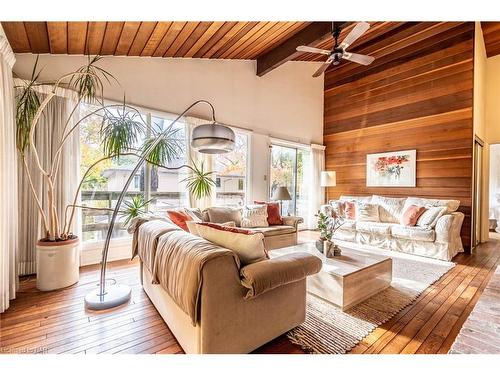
339 22 370 49
343 52 375 65
312 56 334 77
296 45 331 55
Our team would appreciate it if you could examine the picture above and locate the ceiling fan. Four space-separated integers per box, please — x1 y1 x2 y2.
296 22 375 78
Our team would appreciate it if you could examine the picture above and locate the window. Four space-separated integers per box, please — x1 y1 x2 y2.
269 143 311 227
214 132 249 207
79 103 145 242
133 175 140 189
79 102 250 243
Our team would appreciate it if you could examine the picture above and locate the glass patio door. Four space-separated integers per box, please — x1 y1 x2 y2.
269 143 311 220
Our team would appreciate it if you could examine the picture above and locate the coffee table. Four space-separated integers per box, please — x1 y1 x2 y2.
271 242 392 310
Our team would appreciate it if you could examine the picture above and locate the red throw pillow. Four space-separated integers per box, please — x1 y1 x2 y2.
166 209 191 231
254 201 283 225
401 205 426 226
344 201 356 220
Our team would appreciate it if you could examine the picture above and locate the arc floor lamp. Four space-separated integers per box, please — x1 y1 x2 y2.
84 100 234 310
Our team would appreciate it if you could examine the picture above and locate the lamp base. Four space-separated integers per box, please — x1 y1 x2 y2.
84 284 131 310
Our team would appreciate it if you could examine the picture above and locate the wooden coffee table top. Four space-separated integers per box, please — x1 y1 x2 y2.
271 242 392 277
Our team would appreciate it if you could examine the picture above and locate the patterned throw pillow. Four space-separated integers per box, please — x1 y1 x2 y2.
194 222 268 265
416 206 447 228
254 201 283 225
329 199 346 218
355 202 380 222
241 204 269 228
344 201 356 220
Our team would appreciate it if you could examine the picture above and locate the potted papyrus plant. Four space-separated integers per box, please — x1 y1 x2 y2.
16 56 215 291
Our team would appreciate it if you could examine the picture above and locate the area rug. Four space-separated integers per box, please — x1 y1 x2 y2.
287 248 455 354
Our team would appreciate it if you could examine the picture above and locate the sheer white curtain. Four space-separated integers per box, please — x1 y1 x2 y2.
307 144 326 229
0 27 18 313
185 116 216 210
15 80 81 275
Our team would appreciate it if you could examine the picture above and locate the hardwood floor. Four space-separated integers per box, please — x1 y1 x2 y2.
1 231 499 354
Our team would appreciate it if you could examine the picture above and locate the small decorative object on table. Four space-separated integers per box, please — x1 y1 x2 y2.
315 210 344 257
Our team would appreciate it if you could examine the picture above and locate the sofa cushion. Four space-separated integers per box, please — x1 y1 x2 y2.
417 206 447 228
403 197 460 214
371 195 406 223
205 206 242 226
356 221 392 235
339 195 372 203
252 225 296 237
194 222 267 265
339 219 356 231
391 225 436 242
355 202 380 222
241 204 269 228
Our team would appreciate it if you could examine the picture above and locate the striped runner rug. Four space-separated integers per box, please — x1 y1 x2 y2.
287 249 455 354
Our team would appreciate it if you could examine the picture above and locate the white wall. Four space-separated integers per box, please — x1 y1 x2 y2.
13 54 324 203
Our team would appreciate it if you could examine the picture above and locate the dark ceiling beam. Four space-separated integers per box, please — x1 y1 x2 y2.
256 21 352 76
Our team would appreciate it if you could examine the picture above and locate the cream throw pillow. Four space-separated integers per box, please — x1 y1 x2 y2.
241 204 269 228
355 202 380 222
416 206 447 228
194 223 267 265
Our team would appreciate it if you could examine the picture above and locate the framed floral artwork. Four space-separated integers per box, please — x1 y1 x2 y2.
366 150 416 187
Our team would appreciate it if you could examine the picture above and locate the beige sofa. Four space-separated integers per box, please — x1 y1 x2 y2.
136 222 321 354
321 195 465 261
194 206 303 250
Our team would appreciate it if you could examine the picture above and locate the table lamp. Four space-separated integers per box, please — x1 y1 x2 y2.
272 186 292 216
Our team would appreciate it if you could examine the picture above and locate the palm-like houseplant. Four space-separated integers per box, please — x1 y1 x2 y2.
16 56 215 290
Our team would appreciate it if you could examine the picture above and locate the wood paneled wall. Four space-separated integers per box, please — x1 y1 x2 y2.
323 22 474 249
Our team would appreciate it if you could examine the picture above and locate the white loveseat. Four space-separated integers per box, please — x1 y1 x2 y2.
320 195 465 261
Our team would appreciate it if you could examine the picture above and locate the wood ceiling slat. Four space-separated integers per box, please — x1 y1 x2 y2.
239 22 292 59
23 22 50 53
481 22 500 57
115 21 141 55
218 22 267 59
0 22 31 52
193 21 241 58
2 20 312 60
86 22 107 55
174 22 213 57
249 22 307 59
67 22 88 54
211 22 257 58
164 22 199 57
100 22 125 55
184 21 225 57
152 22 185 57
127 22 157 56
140 22 171 56
46 22 67 54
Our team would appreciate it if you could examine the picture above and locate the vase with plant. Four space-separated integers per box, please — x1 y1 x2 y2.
315 209 344 256
16 56 215 291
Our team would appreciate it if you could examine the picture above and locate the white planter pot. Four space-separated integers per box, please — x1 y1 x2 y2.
36 238 80 291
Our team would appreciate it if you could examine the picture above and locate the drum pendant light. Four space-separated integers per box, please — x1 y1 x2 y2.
191 122 235 154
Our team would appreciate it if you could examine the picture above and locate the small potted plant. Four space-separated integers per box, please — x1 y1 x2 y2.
315 209 344 257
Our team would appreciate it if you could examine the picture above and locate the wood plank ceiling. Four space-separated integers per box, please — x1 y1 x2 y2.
0 21 310 59
481 22 500 58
